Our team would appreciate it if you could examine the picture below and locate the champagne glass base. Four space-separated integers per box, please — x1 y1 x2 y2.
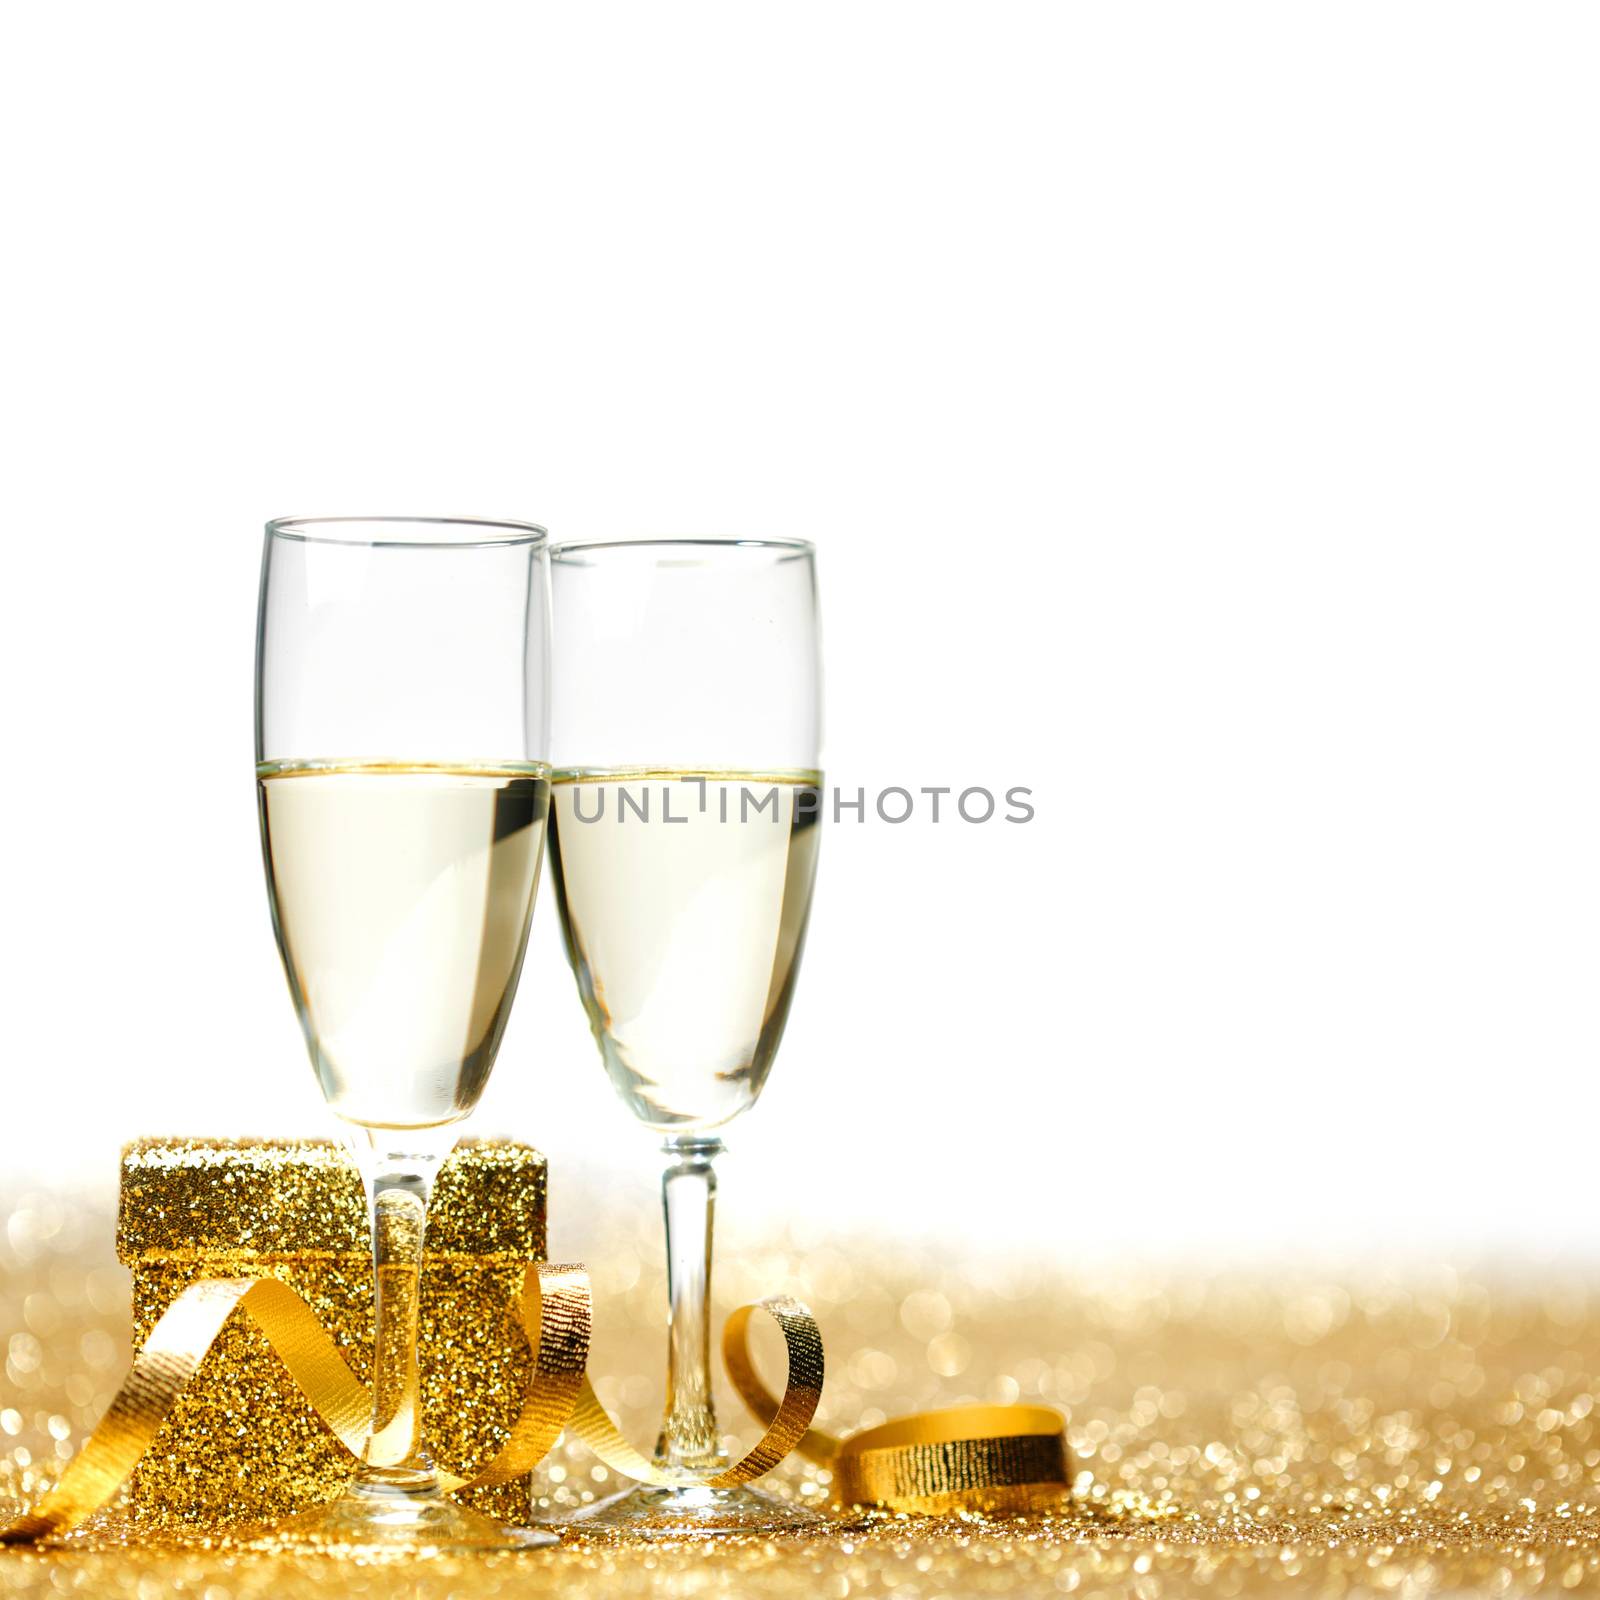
564 1480 823 1539
258 1477 558 1556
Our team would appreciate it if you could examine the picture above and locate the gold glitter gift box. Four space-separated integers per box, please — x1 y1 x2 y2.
115 1137 546 1530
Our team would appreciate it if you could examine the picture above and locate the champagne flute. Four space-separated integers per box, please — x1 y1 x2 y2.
255 515 554 1552
547 538 822 1536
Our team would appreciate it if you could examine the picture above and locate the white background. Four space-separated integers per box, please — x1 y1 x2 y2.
2 2 1596 1266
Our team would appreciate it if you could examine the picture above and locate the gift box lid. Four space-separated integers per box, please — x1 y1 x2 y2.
117 1137 547 1262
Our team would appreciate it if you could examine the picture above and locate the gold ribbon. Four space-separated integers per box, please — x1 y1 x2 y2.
724 1318 1072 1515
0 1266 823 1545
0 1262 1068 1540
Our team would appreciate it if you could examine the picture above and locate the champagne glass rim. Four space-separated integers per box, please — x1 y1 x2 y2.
550 537 814 564
266 515 549 549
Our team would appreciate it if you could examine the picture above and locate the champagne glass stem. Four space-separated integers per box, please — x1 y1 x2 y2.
655 1136 726 1475
353 1135 446 1487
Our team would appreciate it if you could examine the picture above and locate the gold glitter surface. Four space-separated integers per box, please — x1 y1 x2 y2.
11 1179 1600 1595
115 1140 546 1528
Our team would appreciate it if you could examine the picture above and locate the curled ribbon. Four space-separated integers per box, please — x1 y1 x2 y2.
724 1317 1072 1515
0 1265 823 1545
0 1264 1069 1541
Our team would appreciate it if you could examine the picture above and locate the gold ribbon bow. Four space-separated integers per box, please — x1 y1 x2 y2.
723 1316 1072 1516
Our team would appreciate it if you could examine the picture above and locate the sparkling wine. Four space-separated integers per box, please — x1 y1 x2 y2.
257 761 550 1130
548 771 821 1131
